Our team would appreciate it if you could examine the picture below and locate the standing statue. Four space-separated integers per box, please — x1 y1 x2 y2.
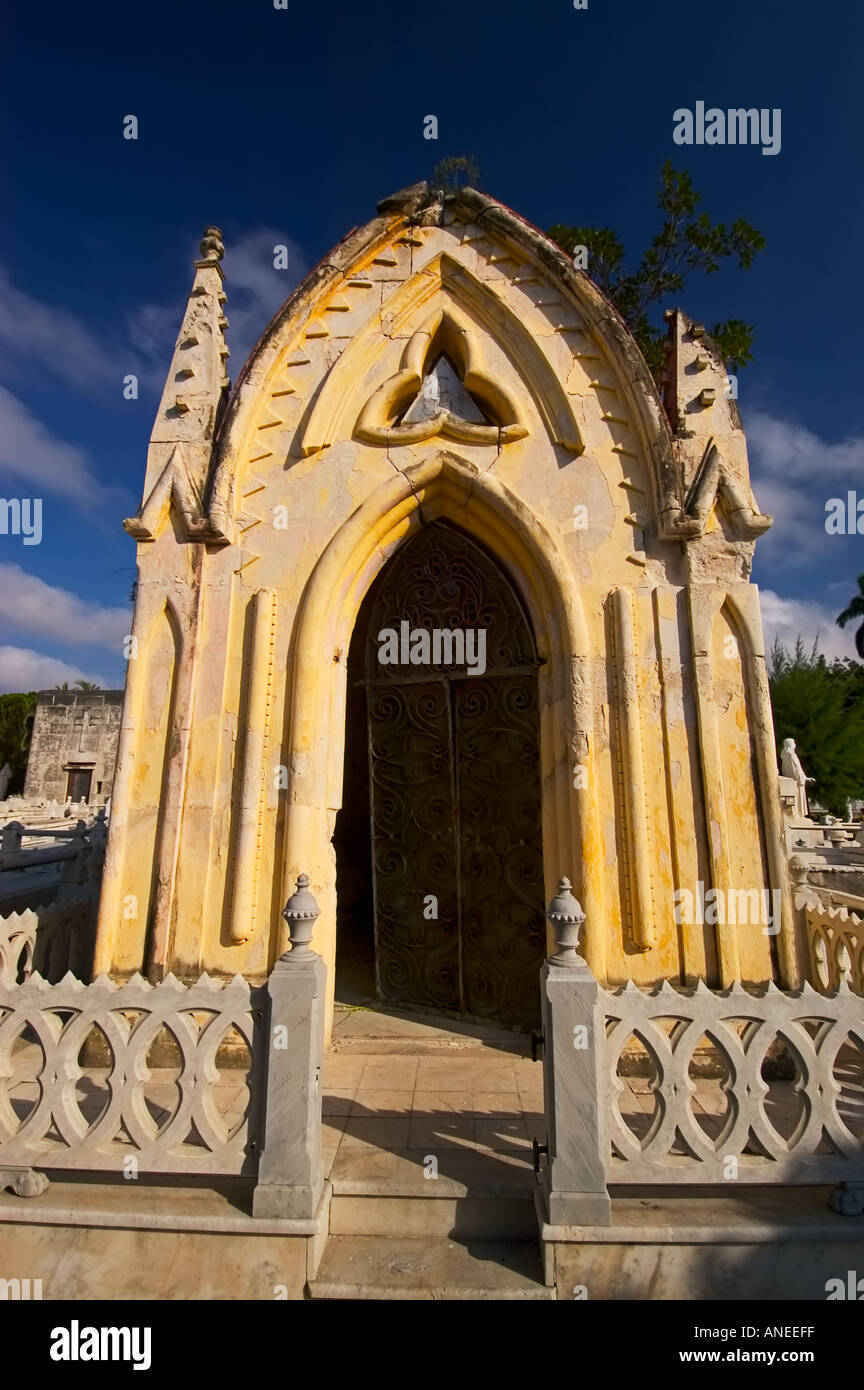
780 738 814 820
0 764 11 800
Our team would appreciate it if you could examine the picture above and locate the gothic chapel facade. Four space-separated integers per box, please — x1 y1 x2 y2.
95 183 797 1038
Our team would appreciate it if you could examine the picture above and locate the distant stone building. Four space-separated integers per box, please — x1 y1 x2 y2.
23 690 124 804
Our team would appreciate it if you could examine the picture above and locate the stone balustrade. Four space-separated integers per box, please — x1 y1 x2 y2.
0 890 97 985
0 813 107 982
0 971 264 1179
805 900 864 994
600 978 863 1186
0 873 327 1220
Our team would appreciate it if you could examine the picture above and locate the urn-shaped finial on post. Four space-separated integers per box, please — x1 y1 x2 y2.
546 876 586 966
281 873 320 957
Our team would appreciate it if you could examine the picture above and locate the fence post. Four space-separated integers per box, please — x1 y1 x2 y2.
540 876 611 1225
252 874 326 1220
0 822 23 867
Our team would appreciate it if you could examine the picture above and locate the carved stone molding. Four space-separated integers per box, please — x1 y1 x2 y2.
355 306 529 448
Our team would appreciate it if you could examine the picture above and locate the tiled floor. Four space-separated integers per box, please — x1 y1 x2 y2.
320 1051 545 1172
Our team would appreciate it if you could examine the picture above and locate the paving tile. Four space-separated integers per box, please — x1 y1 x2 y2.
516 1073 544 1095
414 1060 477 1089
471 1091 523 1117
350 1090 412 1118
322 1088 356 1117
322 1056 366 1086
340 1117 411 1150
692 1083 728 1117
469 1067 518 1091
359 1060 418 1091
523 1113 547 1142
408 1118 475 1150
626 1076 655 1094
411 1090 473 1116
620 1086 656 1116
474 1117 531 1151
322 1117 347 1171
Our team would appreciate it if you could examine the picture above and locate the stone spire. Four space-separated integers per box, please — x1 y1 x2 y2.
659 308 771 544
124 226 230 544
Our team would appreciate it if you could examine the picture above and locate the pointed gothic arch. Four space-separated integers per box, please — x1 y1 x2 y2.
273 451 605 1027
205 188 682 541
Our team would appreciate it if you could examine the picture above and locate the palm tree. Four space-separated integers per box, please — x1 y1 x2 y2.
53 682 70 690
837 574 864 659
74 680 102 691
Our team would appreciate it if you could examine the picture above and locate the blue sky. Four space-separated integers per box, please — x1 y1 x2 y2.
1 0 862 690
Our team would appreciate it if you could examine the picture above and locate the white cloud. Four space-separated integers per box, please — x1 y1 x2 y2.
0 387 104 502
759 589 856 662
0 646 113 695
222 229 307 371
0 266 117 390
128 228 307 390
0 565 130 650
0 227 307 404
746 410 864 480
746 410 864 563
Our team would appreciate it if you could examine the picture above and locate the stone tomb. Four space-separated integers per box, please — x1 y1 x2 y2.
96 183 796 1040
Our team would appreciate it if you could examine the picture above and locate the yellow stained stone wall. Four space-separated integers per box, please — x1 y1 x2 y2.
95 186 801 1033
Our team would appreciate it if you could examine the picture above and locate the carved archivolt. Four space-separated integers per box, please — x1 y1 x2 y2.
296 252 585 462
355 306 528 447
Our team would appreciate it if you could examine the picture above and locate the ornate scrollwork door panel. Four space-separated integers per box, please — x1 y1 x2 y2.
368 681 460 1011
455 675 545 1028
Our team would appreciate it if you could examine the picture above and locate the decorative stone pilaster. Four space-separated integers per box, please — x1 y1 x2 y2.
540 876 611 1225
252 875 327 1220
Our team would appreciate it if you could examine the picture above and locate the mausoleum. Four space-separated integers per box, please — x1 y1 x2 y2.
96 182 796 1036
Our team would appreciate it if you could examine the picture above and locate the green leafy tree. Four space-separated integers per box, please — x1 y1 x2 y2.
768 639 864 815
549 161 765 381
431 156 480 196
0 692 37 794
74 680 102 691
837 574 864 660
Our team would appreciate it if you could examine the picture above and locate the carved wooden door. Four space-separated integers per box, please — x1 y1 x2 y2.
364 523 545 1029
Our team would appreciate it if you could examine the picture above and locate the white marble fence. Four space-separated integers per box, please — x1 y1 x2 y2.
805 901 864 994
0 971 264 1178
0 813 106 983
0 892 97 986
601 979 864 1185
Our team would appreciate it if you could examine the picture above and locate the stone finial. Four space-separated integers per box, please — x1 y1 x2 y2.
198 226 224 264
281 873 320 956
546 876 586 966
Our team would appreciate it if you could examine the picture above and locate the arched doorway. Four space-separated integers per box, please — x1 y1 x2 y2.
334 520 546 1030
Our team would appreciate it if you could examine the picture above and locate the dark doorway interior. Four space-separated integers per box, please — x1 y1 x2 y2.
65 767 93 802
333 651 376 1004
333 521 546 1030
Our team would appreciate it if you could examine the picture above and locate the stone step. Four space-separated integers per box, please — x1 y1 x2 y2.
330 1004 532 1057
308 1235 554 1300
328 1146 539 1239
331 1036 530 1057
